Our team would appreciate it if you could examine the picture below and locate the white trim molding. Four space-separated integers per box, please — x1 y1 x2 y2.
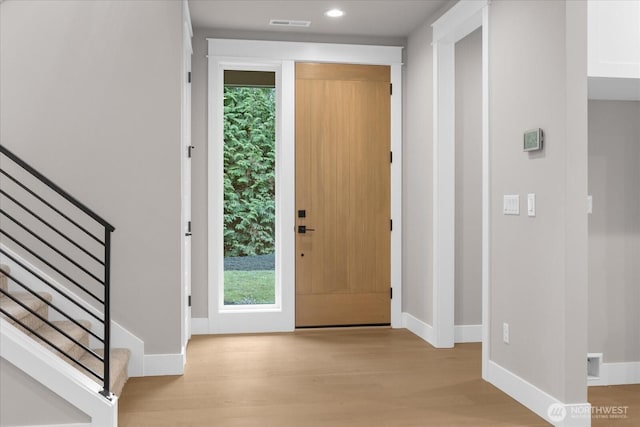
143 352 185 376
480 1 490 381
431 0 490 372
191 317 209 335
207 39 402 65
208 55 295 334
589 361 640 386
487 360 591 427
206 38 404 333
402 314 481 345
180 0 194 356
24 424 92 427
1 319 117 427
110 321 144 377
402 312 435 347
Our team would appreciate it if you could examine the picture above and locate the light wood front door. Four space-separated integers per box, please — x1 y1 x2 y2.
295 63 391 327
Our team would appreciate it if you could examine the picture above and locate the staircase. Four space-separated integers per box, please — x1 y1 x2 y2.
0 144 132 425
0 265 130 396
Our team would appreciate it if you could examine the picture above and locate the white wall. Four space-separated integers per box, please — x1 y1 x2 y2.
454 28 482 327
489 0 588 404
588 100 640 364
402 20 434 324
402 1 457 325
0 357 89 427
0 1 183 356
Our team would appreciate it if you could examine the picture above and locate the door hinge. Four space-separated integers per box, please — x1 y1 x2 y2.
185 220 192 236
390 151 393 163
188 71 191 83
390 83 393 95
188 295 192 307
187 145 195 158
390 219 393 231
390 288 393 299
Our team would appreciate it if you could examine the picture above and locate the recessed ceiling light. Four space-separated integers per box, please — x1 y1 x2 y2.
325 8 345 18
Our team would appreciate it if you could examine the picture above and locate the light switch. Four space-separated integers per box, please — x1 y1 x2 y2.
503 195 520 215
527 193 536 217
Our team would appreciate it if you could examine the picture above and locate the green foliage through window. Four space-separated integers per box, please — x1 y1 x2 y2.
223 86 276 257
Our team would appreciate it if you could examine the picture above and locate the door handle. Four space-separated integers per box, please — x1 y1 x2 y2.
298 225 315 234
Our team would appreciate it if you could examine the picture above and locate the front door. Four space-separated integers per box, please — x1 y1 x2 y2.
295 63 391 327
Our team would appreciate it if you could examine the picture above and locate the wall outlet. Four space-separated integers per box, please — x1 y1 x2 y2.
503 322 510 344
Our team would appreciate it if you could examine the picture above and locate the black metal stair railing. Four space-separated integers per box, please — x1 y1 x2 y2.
0 144 115 399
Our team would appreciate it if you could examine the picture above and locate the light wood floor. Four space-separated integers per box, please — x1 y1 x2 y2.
590 384 640 426
119 328 638 426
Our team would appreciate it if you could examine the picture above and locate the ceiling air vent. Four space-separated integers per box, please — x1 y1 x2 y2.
269 19 311 28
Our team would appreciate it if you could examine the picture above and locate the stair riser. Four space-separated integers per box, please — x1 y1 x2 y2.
2 285 130 396
7 303 49 334
0 275 7 295
50 332 90 364
35 322 92 366
0 265 9 295
111 369 129 397
80 348 131 396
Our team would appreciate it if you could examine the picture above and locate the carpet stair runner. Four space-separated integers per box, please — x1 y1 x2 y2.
0 264 130 396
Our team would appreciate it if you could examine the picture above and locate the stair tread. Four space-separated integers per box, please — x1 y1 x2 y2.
1 285 130 396
33 320 91 357
33 319 92 351
0 292 52 322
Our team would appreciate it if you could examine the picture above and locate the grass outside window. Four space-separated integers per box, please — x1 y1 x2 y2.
224 270 275 305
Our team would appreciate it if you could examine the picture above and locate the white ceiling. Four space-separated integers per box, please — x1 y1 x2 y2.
188 0 449 38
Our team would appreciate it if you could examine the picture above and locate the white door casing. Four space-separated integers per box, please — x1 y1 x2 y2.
431 0 490 378
181 0 193 351
206 40 403 334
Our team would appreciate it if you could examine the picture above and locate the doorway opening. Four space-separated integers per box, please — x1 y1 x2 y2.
222 70 276 307
453 28 483 343
294 63 391 327
431 0 489 377
207 39 402 334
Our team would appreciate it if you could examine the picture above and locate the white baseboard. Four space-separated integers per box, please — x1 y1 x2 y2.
486 360 591 427
454 324 482 343
27 424 92 427
191 317 210 335
143 352 185 376
402 313 481 345
402 312 435 346
589 361 640 386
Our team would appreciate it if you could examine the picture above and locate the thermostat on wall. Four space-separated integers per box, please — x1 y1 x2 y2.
524 128 543 152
